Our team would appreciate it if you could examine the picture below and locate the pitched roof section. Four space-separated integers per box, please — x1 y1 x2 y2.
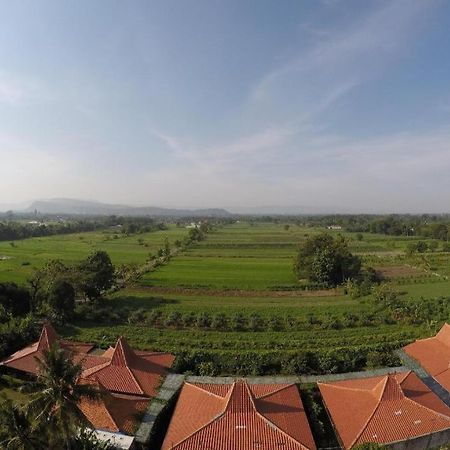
319 371 450 449
82 337 175 397
404 323 450 391
161 380 316 450
0 323 94 375
37 323 58 350
78 383 149 435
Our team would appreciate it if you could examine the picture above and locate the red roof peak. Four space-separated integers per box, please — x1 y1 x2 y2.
110 337 137 367
375 373 405 402
37 323 59 351
225 380 256 414
436 323 450 347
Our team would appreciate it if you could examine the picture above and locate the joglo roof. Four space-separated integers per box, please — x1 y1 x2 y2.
162 380 316 450
0 323 94 375
318 371 450 449
0 323 174 435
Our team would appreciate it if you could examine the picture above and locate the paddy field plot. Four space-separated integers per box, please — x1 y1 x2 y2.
0 225 188 284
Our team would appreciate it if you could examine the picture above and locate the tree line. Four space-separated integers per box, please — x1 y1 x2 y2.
0 216 168 242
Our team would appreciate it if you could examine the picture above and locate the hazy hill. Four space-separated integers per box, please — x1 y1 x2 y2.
24 198 231 217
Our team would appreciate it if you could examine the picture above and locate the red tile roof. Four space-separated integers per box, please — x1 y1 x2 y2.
0 323 94 375
318 371 450 449
82 337 175 397
161 380 316 450
404 323 450 391
78 381 149 435
1 324 174 437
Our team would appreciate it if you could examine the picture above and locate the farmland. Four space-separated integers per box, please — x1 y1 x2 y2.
2 220 450 375
53 221 450 375
0 225 187 284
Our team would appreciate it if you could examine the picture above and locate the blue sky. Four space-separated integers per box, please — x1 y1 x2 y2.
1 0 450 212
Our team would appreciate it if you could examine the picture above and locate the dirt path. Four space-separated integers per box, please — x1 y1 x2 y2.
132 285 341 298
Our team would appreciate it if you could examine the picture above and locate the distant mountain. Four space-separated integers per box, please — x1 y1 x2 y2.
24 198 231 217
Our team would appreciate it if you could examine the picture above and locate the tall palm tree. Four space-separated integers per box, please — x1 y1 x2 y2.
28 344 99 449
0 399 44 450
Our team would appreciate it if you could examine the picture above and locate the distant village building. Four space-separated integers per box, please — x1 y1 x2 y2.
326 225 342 230
0 323 174 448
185 222 199 229
162 380 316 450
404 323 450 391
319 371 450 449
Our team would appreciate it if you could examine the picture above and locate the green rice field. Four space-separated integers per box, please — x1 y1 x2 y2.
0 225 187 284
3 220 450 374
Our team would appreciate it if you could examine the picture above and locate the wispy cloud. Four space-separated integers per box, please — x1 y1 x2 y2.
144 126 450 211
0 75 25 106
251 0 434 115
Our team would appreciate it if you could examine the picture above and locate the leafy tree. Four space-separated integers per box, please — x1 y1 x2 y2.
188 227 204 242
163 237 171 256
294 234 361 287
0 283 31 316
407 240 428 255
47 279 76 320
29 260 73 310
78 251 115 301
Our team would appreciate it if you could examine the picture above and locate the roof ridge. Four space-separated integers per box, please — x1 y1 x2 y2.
436 323 450 346
98 389 121 433
0 344 38 366
167 381 312 450
402 390 450 421
396 370 412 384
124 364 145 395
80 360 111 378
350 373 450 448
378 373 405 401
37 323 58 351
347 376 388 449
223 379 239 413
317 382 382 394
168 383 231 449
253 383 293 399
111 337 138 367
253 385 311 450
187 382 230 399
434 366 450 377
255 409 310 450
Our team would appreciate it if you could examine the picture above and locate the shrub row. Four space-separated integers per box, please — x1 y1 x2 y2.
75 304 400 332
171 344 402 376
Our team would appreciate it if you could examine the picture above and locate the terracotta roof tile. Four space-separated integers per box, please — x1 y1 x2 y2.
78 382 148 435
0 323 95 375
404 323 450 391
319 371 450 449
82 337 175 397
162 380 316 450
37 323 58 350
